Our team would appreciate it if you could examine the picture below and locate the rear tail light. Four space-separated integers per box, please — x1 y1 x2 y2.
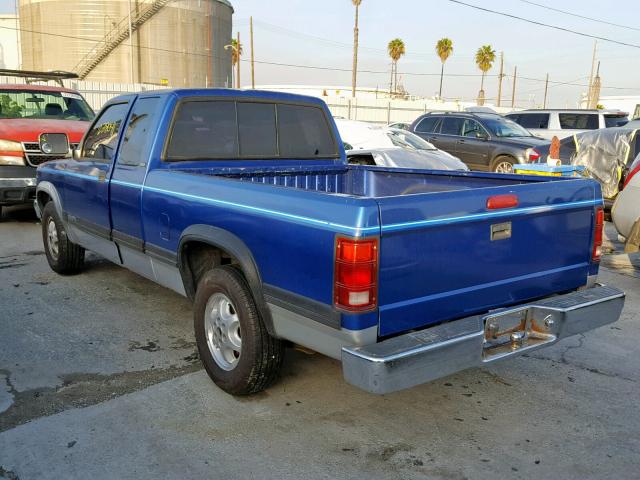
527 148 541 163
592 207 604 262
334 236 378 312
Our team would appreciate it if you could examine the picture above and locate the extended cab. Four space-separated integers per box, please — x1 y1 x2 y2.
0 84 93 218
35 89 624 395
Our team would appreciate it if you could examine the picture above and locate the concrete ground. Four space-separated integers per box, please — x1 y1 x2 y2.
1 205 639 480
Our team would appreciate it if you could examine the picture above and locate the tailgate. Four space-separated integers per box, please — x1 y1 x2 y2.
376 178 600 337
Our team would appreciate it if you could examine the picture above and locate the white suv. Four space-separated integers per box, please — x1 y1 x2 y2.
505 109 628 140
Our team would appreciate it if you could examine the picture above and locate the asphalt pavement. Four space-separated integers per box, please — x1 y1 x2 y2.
1 205 639 480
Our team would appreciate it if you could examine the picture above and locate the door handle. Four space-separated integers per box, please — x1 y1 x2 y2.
458 139 466 144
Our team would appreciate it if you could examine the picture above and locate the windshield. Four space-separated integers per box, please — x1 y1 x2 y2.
0 89 94 121
387 128 437 150
481 116 533 138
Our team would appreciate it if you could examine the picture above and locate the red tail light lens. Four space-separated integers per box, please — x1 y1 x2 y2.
528 148 541 163
592 207 604 262
334 237 378 311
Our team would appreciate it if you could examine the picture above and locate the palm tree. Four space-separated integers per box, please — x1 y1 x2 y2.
387 38 405 95
351 0 362 98
225 38 243 88
475 44 496 105
435 38 453 99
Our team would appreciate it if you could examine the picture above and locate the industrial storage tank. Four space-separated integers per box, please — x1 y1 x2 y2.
18 0 233 87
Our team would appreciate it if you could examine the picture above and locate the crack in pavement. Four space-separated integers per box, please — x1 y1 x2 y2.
0 362 202 433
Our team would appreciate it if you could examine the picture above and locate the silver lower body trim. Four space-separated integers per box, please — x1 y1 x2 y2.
342 284 625 394
0 178 37 188
268 303 377 360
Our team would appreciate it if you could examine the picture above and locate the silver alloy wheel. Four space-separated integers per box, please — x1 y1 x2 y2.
494 161 514 174
47 218 59 259
204 292 242 371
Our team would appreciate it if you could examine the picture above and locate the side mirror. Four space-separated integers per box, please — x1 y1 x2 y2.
476 131 489 140
72 147 81 160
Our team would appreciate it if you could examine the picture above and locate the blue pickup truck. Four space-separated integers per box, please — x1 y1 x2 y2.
34 89 625 395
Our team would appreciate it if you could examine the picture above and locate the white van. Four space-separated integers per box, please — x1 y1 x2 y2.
505 109 628 140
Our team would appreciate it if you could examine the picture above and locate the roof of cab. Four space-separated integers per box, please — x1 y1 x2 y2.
107 88 327 107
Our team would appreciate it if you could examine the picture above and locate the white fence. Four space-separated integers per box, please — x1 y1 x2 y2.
324 95 515 125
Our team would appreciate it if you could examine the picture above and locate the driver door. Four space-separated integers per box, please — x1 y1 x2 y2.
457 119 491 169
64 100 131 262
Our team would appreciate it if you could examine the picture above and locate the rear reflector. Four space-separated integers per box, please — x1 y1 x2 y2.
592 207 604 262
334 237 378 312
486 194 519 210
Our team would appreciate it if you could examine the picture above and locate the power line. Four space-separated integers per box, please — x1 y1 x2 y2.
0 21 636 91
446 0 640 49
516 0 640 32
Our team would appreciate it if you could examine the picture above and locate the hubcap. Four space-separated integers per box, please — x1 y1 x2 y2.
204 293 242 371
47 218 59 259
495 161 514 174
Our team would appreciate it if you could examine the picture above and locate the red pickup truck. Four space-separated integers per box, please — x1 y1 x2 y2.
0 84 94 218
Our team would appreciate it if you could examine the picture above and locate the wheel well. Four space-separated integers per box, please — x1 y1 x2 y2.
180 241 239 299
37 191 52 210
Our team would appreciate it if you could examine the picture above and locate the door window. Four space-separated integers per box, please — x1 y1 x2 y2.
82 102 130 163
440 117 464 136
559 113 598 130
517 113 549 129
462 119 485 138
118 97 162 167
414 116 440 133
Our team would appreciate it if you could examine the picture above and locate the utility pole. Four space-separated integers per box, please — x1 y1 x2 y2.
586 40 597 109
511 66 517 109
351 1 361 98
236 31 241 89
250 17 255 89
543 73 549 108
496 52 504 107
127 0 135 83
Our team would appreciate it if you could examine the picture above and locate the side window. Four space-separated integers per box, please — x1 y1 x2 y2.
166 101 238 159
440 117 464 136
237 102 277 157
82 102 129 163
415 116 440 133
559 113 599 130
518 113 549 129
505 114 519 124
118 97 162 167
277 104 337 157
462 119 483 138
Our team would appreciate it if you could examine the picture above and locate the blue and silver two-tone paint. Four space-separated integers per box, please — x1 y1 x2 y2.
34 89 624 394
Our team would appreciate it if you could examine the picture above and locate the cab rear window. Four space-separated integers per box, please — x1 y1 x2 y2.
165 99 338 160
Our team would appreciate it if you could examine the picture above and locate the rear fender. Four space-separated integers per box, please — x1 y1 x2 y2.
178 225 275 335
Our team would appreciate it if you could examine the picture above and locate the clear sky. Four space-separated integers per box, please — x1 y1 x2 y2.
1 0 638 107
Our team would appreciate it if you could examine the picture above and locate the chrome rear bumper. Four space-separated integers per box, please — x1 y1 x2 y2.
342 284 625 394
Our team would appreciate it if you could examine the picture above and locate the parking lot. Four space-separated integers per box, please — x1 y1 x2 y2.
1 205 639 480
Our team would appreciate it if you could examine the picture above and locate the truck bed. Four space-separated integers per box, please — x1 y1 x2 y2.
183 165 532 197
151 164 601 337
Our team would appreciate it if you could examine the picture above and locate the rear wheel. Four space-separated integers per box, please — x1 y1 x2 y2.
41 202 85 274
194 265 284 395
492 156 516 174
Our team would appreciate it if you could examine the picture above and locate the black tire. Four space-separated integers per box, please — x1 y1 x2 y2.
194 265 284 395
491 155 516 174
41 202 85 274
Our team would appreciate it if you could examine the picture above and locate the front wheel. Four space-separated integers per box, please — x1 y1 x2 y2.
492 156 516 174
194 265 284 395
41 202 85 274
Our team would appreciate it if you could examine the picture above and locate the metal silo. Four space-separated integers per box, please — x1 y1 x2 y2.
18 0 233 87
